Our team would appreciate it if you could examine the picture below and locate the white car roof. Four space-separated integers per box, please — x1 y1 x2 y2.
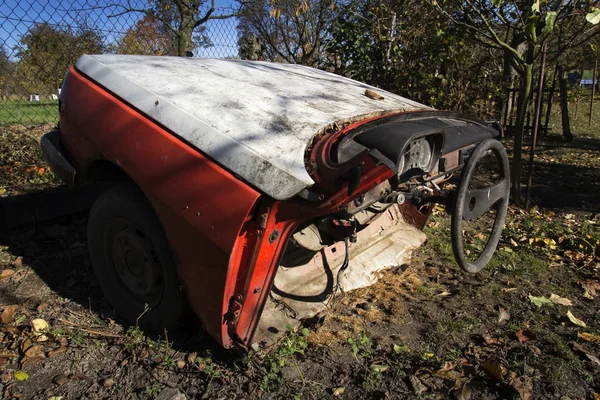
75 55 430 200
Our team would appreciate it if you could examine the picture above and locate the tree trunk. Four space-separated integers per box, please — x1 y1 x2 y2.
511 62 533 205
558 66 573 141
178 12 195 57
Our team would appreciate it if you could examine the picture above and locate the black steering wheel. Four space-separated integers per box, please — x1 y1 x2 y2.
451 139 510 273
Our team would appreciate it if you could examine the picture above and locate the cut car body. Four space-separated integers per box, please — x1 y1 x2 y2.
41 55 510 350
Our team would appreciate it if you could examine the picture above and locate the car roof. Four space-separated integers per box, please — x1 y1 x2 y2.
75 54 430 200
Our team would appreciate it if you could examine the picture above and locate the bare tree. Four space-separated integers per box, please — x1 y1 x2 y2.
237 0 334 67
70 0 237 56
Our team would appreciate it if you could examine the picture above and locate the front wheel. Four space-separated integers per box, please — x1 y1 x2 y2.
87 184 187 330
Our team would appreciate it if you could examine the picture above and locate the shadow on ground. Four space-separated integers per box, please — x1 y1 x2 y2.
0 212 230 358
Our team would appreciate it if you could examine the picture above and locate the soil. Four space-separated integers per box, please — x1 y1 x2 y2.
0 128 599 400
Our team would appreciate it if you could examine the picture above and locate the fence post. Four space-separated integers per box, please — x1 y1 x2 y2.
589 57 597 128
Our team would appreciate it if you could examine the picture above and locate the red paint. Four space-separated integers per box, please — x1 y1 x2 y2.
60 67 261 346
60 66 404 348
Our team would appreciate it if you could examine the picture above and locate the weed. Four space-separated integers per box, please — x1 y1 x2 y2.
257 326 310 392
69 331 86 346
144 385 161 397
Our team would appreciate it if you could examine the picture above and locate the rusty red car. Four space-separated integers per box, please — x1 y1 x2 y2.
41 55 510 350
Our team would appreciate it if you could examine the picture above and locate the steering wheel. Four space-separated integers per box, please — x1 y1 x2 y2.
451 139 510 273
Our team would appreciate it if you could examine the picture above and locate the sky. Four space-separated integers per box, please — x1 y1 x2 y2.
0 0 240 59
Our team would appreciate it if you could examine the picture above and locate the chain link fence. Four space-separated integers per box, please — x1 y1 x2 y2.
0 0 239 127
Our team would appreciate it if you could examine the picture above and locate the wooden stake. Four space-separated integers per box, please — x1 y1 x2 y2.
589 57 597 128
525 43 547 209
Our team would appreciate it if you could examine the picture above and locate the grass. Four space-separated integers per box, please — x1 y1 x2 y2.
0 100 59 127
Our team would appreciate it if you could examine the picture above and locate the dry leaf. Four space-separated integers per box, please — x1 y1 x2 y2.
53 373 68 386
0 269 15 280
31 318 48 332
483 358 504 382
592 392 600 400
508 372 533 400
13 256 23 269
365 89 384 100
332 387 345 397
409 374 428 394
21 355 45 369
572 342 600 366
24 344 44 358
453 384 472 400
515 330 530 343
581 281 597 299
566 310 587 328
550 294 573 306
1 305 16 324
578 332 600 344
498 307 511 323
48 346 67 358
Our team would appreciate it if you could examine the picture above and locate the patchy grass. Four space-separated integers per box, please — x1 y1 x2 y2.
0 121 598 399
0 101 59 127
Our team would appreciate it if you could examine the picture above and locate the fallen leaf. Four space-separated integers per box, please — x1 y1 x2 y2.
566 310 587 328
187 352 197 364
550 294 573 306
578 332 600 344
409 374 428 394
1 305 16 324
572 342 600 366
14 370 28 381
365 89 385 101
592 392 600 400
0 269 15 280
24 344 44 358
31 318 48 334
581 281 597 299
453 384 472 400
436 291 452 297
515 330 530 343
393 344 409 354
13 256 23 269
332 387 345 397
0 351 18 358
53 373 68 386
21 355 45 369
370 364 389 373
498 307 510 323
483 358 504 382
508 372 533 400
528 295 552 308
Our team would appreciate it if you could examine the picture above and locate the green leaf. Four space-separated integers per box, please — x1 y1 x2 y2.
587 9 600 25
528 295 553 308
300 328 310 336
393 344 409 354
370 363 389 372
14 371 29 381
566 310 587 328
543 11 557 35
591 44 598 54
492 0 504 7
531 0 540 13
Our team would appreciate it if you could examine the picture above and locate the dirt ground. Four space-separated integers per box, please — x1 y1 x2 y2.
0 125 599 400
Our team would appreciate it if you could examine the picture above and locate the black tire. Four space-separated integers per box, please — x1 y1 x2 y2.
87 184 186 330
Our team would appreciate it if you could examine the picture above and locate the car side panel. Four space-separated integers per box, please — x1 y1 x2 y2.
59 67 262 346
